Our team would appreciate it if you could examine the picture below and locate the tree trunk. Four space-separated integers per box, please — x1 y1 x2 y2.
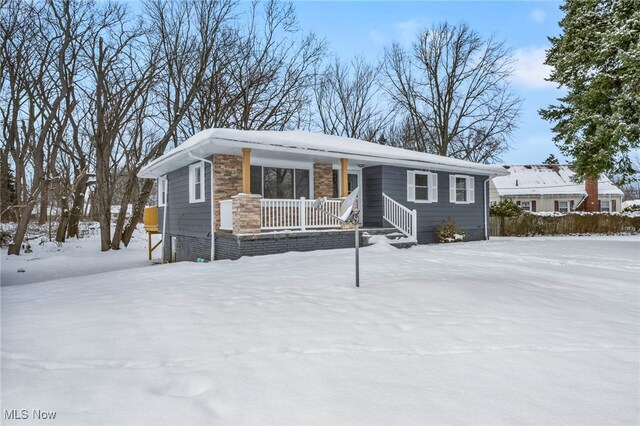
66 176 87 238
55 209 70 243
121 179 154 246
7 202 35 255
110 180 134 250
38 183 48 224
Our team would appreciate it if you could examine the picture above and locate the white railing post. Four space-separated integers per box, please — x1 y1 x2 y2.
299 197 306 231
412 209 417 241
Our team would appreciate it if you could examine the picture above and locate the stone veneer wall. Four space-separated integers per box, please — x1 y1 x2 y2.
232 193 261 234
213 154 243 230
314 163 333 198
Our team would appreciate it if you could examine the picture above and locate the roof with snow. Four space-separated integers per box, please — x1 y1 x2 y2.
138 129 508 179
491 164 623 197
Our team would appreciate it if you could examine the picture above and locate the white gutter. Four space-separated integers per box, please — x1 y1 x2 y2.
484 178 490 240
139 136 508 179
161 176 168 263
189 152 215 262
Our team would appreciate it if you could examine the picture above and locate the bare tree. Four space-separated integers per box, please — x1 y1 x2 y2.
118 0 237 248
229 0 326 131
2 0 76 255
82 4 158 251
314 57 390 141
383 22 522 162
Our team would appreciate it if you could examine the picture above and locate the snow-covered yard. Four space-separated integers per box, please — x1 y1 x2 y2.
1 224 154 286
1 236 639 425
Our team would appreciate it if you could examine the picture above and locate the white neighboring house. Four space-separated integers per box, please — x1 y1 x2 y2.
490 164 623 213
110 204 133 222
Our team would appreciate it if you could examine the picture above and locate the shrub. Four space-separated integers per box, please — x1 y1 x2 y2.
490 199 523 217
622 204 640 213
434 217 466 243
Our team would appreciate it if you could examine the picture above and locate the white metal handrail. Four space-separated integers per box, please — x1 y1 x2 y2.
261 198 343 230
383 193 417 241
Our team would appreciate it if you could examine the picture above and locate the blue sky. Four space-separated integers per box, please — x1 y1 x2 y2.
292 1 566 164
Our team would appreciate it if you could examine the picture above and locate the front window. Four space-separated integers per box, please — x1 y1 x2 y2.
415 173 430 201
407 171 438 203
558 201 569 213
521 201 531 212
449 175 475 204
251 166 310 199
189 162 205 203
600 200 611 212
456 177 467 202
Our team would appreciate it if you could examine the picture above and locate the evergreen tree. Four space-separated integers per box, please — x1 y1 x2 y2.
543 154 559 165
540 0 640 183
0 162 17 222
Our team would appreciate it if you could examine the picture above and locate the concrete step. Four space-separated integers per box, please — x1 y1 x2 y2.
361 228 418 249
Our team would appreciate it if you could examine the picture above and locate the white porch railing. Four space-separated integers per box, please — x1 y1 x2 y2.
219 199 233 230
383 193 417 241
261 198 343 231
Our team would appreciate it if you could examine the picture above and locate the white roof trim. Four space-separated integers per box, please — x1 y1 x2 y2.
138 129 509 179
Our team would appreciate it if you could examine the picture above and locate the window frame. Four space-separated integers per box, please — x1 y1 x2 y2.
158 176 167 207
188 162 205 203
520 200 531 212
558 201 569 213
407 170 438 203
449 174 475 204
250 163 313 199
600 199 611 212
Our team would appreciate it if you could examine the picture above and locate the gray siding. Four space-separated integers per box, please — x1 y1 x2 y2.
362 165 489 243
362 166 383 227
158 161 212 239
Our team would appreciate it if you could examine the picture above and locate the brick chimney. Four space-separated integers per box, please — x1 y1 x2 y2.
585 177 599 212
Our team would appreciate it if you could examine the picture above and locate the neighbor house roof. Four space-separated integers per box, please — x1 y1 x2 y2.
138 129 508 179
492 164 623 197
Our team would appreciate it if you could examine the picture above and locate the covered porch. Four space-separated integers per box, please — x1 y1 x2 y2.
216 147 356 235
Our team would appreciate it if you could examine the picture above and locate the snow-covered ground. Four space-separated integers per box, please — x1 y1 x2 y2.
1 236 639 425
1 224 157 286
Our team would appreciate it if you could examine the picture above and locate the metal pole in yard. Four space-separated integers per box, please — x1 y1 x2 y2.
354 210 359 288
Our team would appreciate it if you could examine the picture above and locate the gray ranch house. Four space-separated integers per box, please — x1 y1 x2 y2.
138 129 507 261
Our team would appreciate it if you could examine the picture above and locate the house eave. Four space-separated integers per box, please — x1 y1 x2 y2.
138 129 508 179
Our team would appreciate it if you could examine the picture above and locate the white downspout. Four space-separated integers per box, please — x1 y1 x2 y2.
189 152 215 261
484 178 490 240
161 177 168 263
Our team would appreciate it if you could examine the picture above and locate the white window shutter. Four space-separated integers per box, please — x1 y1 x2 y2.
430 173 438 202
468 177 475 203
449 175 456 203
407 171 415 202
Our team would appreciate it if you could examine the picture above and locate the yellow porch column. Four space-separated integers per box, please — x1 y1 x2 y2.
242 148 251 193
340 158 348 197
